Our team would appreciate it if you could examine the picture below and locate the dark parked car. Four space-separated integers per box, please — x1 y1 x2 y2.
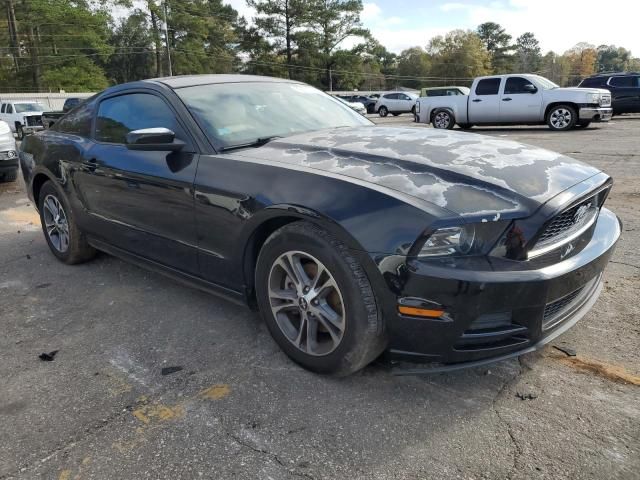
20 75 620 375
338 94 377 113
579 72 640 114
42 97 85 128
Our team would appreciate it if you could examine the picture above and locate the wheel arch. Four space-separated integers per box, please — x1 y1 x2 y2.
31 171 56 208
544 101 579 121
239 206 372 309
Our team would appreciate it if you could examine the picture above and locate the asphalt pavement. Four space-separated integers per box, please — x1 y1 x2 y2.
1 116 638 479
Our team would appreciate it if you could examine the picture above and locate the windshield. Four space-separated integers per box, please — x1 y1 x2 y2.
14 103 44 113
176 82 372 149
531 76 559 90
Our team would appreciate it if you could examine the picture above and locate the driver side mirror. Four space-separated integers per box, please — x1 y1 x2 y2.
523 84 538 94
125 128 185 151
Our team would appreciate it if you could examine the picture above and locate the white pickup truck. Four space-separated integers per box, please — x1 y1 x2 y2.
0 100 45 139
415 74 612 131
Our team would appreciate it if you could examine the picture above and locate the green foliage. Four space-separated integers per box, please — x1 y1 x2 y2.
427 30 491 80
0 4 636 93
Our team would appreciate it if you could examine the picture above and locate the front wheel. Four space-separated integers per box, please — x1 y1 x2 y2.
575 121 591 128
432 110 455 129
16 125 24 140
38 181 96 264
458 123 473 130
255 221 386 376
378 106 388 117
547 105 577 131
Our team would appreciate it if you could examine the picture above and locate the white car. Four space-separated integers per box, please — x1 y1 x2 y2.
335 96 367 116
0 100 45 139
415 74 612 131
374 92 419 117
0 120 18 183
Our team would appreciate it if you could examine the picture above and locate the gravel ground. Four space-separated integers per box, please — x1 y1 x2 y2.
0 116 638 480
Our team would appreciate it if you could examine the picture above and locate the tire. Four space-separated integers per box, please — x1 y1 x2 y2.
432 109 455 129
1 170 18 183
378 106 388 117
16 125 24 140
38 181 96 264
575 121 591 128
255 221 386 376
392 113 400 116
458 123 473 130
547 105 577 131
411 106 416 116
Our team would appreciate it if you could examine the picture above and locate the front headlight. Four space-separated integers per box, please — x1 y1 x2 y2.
588 93 601 105
418 221 509 257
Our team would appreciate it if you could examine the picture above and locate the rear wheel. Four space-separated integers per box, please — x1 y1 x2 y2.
255 221 385 376
458 123 473 130
38 181 96 264
575 121 591 128
378 106 388 117
432 109 455 129
392 113 400 116
547 105 577 131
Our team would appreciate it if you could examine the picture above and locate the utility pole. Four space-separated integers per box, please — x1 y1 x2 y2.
163 1 172 76
329 68 332 91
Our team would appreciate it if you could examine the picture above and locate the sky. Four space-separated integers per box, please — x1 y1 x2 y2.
224 0 639 56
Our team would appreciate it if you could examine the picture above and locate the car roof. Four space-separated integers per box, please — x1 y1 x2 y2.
423 86 466 90
145 74 302 89
584 72 639 78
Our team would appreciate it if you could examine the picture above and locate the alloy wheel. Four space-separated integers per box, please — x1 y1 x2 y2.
434 111 451 128
268 250 345 356
42 194 70 253
550 108 572 129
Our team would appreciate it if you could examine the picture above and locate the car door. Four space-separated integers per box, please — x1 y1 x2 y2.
499 76 542 122
73 90 200 274
608 76 639 113
468 77 502 123
399 93 415 112
382 93 397 111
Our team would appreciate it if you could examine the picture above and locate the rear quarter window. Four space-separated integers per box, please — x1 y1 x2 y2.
53 102 94 137
609 76 636 87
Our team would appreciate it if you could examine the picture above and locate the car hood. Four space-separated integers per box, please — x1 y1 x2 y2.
550 87 610 95
233 126 601 217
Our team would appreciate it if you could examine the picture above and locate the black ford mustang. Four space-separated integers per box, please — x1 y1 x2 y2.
20 75 621 375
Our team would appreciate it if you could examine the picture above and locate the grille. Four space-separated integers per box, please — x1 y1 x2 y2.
543 287 584 325
537 196 596 245
25 115 42 126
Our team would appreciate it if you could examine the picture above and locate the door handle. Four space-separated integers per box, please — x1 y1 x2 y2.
502 97 512 101
472 99 482 103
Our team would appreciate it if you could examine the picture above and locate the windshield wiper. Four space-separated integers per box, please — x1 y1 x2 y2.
220 135 282 152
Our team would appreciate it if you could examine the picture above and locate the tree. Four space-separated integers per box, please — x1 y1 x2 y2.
514 32 542 72
305 0 369 89
476 22 513 73
427 30 491 81
247 0 308 79
542 51 570 86
596 45 632 72
565 42 597 84
396 47 430 89
106 11 154 84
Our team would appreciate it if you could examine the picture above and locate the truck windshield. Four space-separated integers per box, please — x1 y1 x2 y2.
15 103 44 113
176 82 372 150
531 76 559 90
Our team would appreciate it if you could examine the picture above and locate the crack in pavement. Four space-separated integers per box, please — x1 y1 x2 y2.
609 260 640 270
492 357 529 480
226 431 315 480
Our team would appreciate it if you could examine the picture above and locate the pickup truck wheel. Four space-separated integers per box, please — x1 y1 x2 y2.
432 110 454 129
547 105 577 131
378 106 388 117
16 125 24 140
575 121 591 128
458 123 473 130
38 181 96 264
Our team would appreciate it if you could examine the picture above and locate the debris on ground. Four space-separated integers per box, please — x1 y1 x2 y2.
38 350 59 362
553 345 577 357
161 366 183 376
516 391 538 401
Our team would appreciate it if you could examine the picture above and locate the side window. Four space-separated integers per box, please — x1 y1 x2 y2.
580 78 601 88
95 93 184 144
609 76 635 87
384 93 395 100
504 77 536 94
1 104 5 113
54 102 94 137
475 78 501 96
6 104 13 114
